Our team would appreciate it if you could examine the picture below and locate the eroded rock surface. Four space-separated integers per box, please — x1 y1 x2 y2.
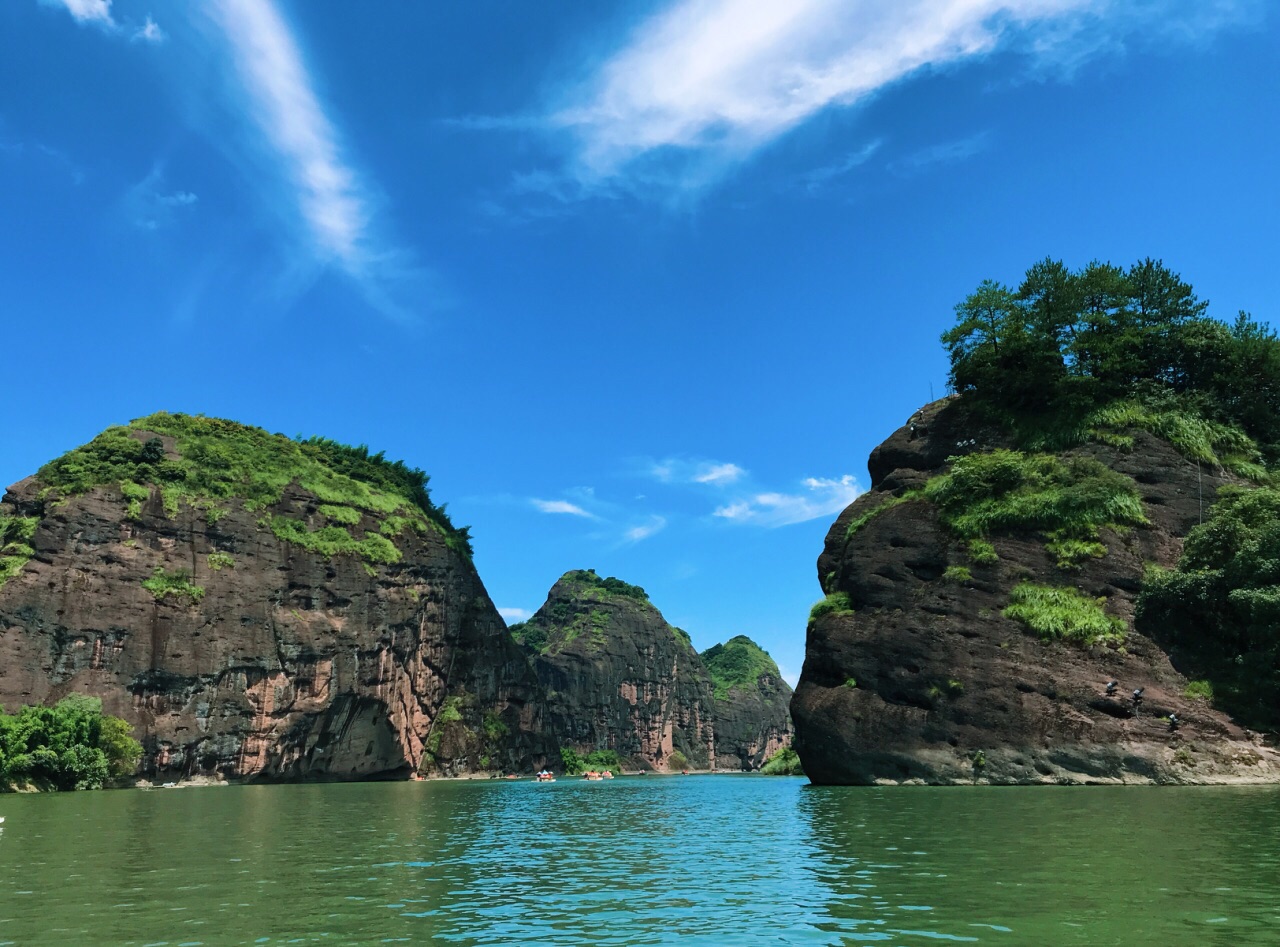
792 397 1280 785
0 423 554 783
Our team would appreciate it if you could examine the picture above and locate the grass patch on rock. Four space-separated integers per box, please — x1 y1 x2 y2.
268 516 401 564
923 449 1146 569
845 494 916 540
1003 582 1125 646
207 551 235 571
809 592 853 625
141 567 205 604
0 515 39 588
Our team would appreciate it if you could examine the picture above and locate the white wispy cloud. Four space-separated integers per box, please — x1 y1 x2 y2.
532 499 596 518
41 0 167 42
800 139 883 192
0 137 85 184
124 165 199 231
649 458 747 485
208 0 367 269
890 132 991 175
204 0 423 319
498 607 532 623
692 462 746 485
714 474 861 527
42 0 115 27
624 516 668 543
549 0 1256 187
132 16 165 44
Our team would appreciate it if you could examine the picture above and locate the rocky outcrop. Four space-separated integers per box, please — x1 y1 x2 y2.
511 571 717 770
0 415 555 783
512 571 792 770
792 397 1280 785
701 636 793 770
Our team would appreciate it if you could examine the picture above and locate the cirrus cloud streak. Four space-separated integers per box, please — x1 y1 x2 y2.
551 0 1258 185
714 474 861 527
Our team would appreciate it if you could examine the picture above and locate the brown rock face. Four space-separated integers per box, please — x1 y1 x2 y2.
792 397 1280 785
0 477 554 783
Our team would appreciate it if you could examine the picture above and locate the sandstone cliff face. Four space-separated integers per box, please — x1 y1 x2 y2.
701 636 794 770
512 571 719 769
792 397 1280 785
0 421 555 783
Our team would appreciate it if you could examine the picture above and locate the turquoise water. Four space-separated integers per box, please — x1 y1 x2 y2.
1 776 1278 944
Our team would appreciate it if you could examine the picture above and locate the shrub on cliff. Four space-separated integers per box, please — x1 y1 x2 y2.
942 258 1280 467
0 696 142 791
1137 486 1280 729
761 746 804 776
809 592 853 625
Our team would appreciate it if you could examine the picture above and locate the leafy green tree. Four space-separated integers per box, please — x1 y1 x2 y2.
0 697 141 791
941 279 1018 394
941 257 1280 464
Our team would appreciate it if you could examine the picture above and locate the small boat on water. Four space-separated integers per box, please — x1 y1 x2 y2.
601 770 614 779
583 770 604 781
535 770 556 782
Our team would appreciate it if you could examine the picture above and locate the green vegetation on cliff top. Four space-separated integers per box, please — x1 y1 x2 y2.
510 570 658 655
943 257 1279 473
700 635 784 700
28 412 472 563
1 696 142 792
926 258 1280 662
561 569 649 601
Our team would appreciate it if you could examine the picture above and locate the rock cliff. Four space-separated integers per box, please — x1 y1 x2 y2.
0 414 555 783
792 397 1280 785
511 570 790 770
701 636 793 770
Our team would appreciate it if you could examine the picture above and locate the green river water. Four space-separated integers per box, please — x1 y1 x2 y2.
1 775 1278 945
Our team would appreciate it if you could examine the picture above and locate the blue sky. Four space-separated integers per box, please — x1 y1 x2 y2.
3 0 1277 684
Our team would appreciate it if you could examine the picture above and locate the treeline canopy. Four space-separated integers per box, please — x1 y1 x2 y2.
942 258 1280 462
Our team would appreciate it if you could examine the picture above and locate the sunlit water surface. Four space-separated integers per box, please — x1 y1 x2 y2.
1 776 1278 945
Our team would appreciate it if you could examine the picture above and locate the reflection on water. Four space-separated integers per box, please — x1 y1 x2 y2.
0 776 1277 945
798 785 1280 945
